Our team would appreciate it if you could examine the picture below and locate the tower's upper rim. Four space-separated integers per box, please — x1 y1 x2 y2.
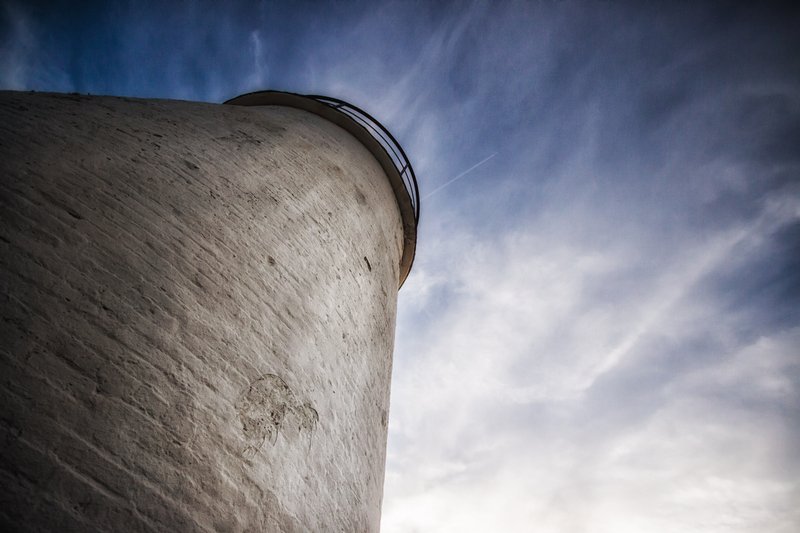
224 90 418 289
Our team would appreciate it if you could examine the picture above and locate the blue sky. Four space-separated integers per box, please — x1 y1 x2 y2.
3 1 799 531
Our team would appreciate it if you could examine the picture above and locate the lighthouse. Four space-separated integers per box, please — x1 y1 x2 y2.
0 90 418 531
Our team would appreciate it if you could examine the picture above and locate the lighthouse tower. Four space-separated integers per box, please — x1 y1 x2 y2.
0 90 418 532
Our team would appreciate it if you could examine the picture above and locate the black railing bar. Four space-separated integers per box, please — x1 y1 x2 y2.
335 107 399 157
307 94 420 221
337 109 405 163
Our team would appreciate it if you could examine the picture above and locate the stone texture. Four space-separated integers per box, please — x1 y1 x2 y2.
0 91 404 532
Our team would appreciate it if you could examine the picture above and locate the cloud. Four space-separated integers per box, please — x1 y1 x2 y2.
381 3 800 532
244 29 268 91
0 2 37 89
385 202 799 532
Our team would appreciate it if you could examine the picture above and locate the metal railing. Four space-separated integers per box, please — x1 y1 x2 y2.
306 95 420 224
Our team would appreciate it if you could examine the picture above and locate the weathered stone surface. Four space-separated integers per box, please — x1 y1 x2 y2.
0 91 404 531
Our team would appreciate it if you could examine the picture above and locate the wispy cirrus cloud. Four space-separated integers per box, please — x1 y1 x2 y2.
380 3 799 531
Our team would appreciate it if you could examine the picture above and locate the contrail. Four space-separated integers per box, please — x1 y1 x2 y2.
422 152 498 200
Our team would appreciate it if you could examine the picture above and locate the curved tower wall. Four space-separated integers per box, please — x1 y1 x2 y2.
0 91 409 531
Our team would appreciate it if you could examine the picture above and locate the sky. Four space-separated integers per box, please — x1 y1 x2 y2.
2 1 799 531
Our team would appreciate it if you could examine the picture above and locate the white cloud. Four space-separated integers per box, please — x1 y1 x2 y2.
383 119 800 533
245 29 268 91
384 212 799 531
0 3 36 89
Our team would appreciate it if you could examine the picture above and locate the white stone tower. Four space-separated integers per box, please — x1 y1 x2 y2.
0 90 418 531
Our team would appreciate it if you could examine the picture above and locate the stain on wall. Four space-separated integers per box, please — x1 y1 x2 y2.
237 373 318 457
